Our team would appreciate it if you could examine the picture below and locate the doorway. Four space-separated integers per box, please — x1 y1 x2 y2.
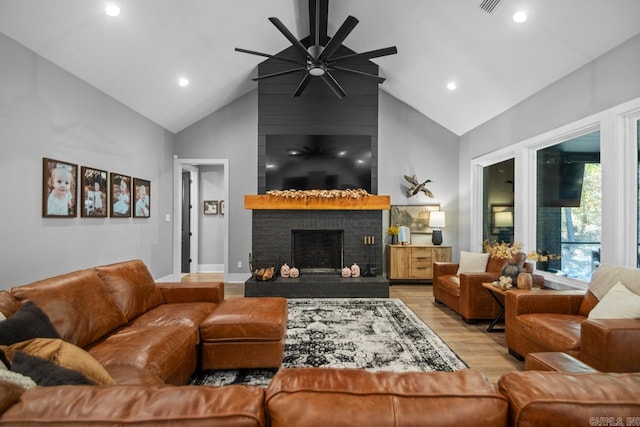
173 158 229 281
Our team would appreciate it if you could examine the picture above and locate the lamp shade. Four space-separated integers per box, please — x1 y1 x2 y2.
398 226 411 244
429 211 446 228
494 211 513 228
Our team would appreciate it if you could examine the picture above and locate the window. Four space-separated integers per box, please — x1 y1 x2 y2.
536 131 601 281
637 119 640 268
483 159 514 244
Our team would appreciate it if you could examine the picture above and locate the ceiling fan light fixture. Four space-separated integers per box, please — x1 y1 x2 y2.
308 66 326 76
105 3 120 17
513 11 528 23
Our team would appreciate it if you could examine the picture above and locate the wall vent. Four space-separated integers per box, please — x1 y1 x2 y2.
479 0 502 14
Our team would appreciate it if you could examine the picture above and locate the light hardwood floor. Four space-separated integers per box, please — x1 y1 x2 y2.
181 273 523 384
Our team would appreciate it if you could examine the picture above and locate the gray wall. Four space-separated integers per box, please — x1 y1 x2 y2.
199 165 225 269
0 33 176 288
458 33 640 252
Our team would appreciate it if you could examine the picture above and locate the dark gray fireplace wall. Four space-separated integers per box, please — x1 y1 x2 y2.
251 210 382 273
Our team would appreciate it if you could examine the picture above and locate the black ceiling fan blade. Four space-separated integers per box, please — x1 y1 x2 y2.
268 17 313 61
309 0 328 48
330 65 386 83
252 67 307 81
320 72 347 99
235 48 306 66
317 15 359 62
293 74 312 97
328 46 398 63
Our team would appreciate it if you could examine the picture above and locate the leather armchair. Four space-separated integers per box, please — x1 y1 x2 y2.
505 264 640 372
433 253 542 323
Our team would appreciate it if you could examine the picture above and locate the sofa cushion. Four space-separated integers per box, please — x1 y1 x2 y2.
6 338 115 385
266 368 507 427
94 260 164 321
0 359 36 390
588 282 640 320
516 313 583 352
0 301 60 346
86 325 197 383
10 269 127 348
10 352 95 386
456 251 490 275
437 275 461 297
578 290 599 317
130 302 217 330
589 264 640 300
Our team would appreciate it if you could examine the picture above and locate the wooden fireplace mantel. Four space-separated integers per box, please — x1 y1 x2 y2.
244 194 391 210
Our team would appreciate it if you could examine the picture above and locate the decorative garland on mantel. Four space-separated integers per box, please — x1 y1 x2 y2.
265 189 371 199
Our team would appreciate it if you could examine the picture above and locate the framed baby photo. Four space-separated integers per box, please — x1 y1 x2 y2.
203 200 218 215
133 178 151 218
80 166 108 218
42 157 78 218
109 173 132 218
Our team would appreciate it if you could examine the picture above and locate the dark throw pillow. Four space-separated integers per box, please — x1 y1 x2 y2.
10 351 95 386
0 301 60 346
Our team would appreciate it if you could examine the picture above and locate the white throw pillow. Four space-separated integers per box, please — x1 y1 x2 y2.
456 251 490 275
588 281 640 319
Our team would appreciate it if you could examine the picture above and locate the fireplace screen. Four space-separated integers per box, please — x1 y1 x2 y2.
292 230 343 272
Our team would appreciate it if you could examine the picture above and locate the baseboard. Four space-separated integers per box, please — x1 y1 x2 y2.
198 264 224 273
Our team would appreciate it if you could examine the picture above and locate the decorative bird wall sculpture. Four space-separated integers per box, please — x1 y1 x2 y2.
404 175 434 198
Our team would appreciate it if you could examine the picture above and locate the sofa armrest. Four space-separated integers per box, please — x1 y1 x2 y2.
580 318 640 372
505 290 584 316
433 262 459 277
157 282 224 304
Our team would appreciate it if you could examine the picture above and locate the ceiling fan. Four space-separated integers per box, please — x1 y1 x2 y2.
235 0 397 99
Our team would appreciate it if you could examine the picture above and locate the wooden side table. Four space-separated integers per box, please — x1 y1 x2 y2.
481 282 509 333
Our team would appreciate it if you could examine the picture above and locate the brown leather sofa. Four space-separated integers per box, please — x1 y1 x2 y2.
434 253 543 323
505 264 640 372
0 259 287 385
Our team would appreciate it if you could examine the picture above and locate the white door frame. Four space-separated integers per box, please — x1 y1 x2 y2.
172 158 229 281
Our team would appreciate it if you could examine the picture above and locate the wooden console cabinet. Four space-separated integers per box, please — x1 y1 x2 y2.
387 245 452 281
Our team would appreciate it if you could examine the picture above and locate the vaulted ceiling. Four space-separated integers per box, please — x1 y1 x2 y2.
1 0 639 135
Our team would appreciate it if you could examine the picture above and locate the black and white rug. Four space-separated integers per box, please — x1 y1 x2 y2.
188 298 467 387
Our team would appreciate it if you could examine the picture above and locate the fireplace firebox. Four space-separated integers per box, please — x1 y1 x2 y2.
292 230 343 273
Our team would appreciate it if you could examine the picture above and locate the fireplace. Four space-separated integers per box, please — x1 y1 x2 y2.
292 230 343 273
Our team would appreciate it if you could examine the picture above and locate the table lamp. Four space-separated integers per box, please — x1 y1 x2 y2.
429 211 445 245
398 226 411 245
495 211 513 243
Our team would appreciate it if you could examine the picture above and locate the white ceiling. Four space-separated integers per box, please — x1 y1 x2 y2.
1 0 640 135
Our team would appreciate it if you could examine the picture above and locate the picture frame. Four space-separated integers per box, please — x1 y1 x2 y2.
43 157 78 218
204 200 218 215
80 166 108 218
490 204 514 234
133 178 151 218
389 204 440 234
109 173 132 218
219 200 224 215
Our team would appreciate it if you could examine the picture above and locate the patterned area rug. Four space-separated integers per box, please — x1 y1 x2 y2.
188 298 467 387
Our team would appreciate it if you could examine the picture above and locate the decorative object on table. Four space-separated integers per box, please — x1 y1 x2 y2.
350 263 360 278
483 240 522 259
387 226 399 245
493 276 513 290
289 267 299 278
501 262 524 282
203 200 218 215
362 236 377 277
397 226 411 245
43 158 78 218
341 266 352 278
429 211 446 245
280 263 290 278
403 175 434 198
390 205 440 234
526 249 561 272
517 272 533 290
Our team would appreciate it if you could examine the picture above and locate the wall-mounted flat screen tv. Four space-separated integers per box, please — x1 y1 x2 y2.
265 135 372 193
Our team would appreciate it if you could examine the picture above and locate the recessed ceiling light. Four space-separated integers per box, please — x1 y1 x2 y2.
513 11 527 23
105 3 120 17
178 78 189 87
446 81 457 91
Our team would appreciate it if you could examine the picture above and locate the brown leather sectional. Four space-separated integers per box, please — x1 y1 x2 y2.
1 260 638 425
